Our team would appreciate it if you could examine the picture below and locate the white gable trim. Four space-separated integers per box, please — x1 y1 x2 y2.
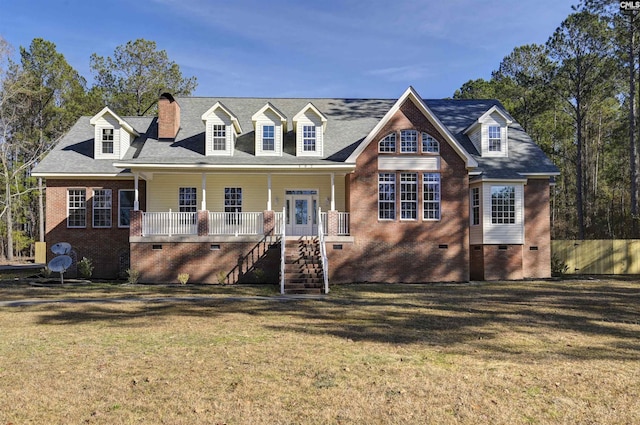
293 102 328 131
346 87 477 167
252 102 288 132
201 102 242 134
463 105 513 135
89 106 139 137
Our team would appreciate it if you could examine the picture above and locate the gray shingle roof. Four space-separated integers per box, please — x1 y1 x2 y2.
32 96 559 179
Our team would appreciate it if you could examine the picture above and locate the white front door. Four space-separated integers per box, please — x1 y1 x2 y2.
286 190 318 236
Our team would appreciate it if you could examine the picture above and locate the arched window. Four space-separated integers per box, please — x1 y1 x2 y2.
378 133 396 152
422 132 439 153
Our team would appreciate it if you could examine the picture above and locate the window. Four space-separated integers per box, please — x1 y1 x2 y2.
102 128 114 154
423 173 441 220
303 125 316 151
93 189 112 228
378 173 396 220
471 187 480 226
224 187 242 213
119 190 135 227
400 130 418 153
491 186 515 224
67 189 86 228
379 133 396 152
488 126 501 152
422 133 439 153
213 124 226 151
262 125 275 151
179 187 197 212
400 173 418 220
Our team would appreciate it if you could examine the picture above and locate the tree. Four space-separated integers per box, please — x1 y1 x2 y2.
547 11 617 239
90 39 197 116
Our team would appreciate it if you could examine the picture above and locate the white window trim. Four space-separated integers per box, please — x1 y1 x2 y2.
118 189 135 228
262 125 275 151
379 132 396 153
491 185 516 224
400 130 418 153
378 173 396 220
224 187 242 213
212 124 227 151
303 125 317 152
67 188 86 228
179 187 198 212
421 132 439 154
400 172 418 221
470 187 480 226
102 128 114 154
423 173 441 221
92 188 112 228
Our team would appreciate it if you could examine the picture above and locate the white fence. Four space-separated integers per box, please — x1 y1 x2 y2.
142 211 198 236
208 212 264 235
320 212 350 236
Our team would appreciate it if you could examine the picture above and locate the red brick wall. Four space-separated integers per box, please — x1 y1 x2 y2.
523 179 552 278
482 245 524 280
336 98 470 283
45 179 146 279
158 95 180 140
469 246 485 280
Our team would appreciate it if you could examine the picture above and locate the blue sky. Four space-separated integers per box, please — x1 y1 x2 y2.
1 0 576 99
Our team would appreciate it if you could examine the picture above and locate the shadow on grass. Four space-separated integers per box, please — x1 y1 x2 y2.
12 280 640 360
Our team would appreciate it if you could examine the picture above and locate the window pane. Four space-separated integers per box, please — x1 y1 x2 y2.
423 173 441 220
379 133 396 152
179 187 197 212
400 130 418 153
303 125 316 151
400 173 417 220
93 189 112 228
378 173 395 220
119 190 135 227
263 125 275 151
67 189 86 228
491 186 515 224
422 132 439 153
213 125 226 150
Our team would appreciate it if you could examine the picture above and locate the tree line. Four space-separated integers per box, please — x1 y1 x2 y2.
454 1 640 240
0 37 197 260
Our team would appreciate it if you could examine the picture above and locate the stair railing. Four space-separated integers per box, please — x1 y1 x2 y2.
280 206 286 295
317 207 329 294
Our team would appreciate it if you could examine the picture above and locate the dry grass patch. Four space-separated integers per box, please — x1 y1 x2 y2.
1 279 639 424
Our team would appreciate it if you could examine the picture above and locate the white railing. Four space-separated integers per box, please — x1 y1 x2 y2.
317 207 329 294
142 210 198 236
274 211 283 235
280 207 286 295
320 211 350 236
208 212 263 235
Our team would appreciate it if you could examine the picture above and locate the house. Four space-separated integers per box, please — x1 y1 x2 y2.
32 87 559 292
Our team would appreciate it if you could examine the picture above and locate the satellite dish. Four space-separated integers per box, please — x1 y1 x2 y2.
48 255 72 272
51 242 72 255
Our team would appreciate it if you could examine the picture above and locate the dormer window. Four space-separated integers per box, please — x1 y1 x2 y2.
400 130 418 153
488 126 501 152
303 126 316 151
379 133 396 152
102 129 114 154
212 125 226 151
421 132 439 153
262 125 275 151
294 103 327 157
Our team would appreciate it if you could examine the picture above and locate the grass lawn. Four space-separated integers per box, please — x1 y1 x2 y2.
0 278 639 424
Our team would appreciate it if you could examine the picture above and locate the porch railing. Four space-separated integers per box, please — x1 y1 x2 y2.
274 211 284 235
280 207 286 295
320 212 350 236
142 211 198 236
208 212 264 235
317 208 329 294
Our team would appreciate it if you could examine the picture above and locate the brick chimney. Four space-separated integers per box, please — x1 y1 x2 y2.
158 93 180 140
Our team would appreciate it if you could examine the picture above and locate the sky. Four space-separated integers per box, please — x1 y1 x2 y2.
1 0 577 99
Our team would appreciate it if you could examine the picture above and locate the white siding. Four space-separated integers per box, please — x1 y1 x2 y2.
147 174 202 212
468 127 481 154
120 130 131 159
469 186 483 245
481 182 524 244
481 112 508 158
255 109 283 156
93 115 120 160
204 110 233 156
378 156 440 171
296 111 323 157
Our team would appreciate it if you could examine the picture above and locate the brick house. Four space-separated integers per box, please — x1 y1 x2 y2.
32 87 559 292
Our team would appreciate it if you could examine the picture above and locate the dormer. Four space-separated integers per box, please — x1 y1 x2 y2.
293 103 327 157
464 105 512 157
251 103 287 156
89 107 139 160
201 102 242 156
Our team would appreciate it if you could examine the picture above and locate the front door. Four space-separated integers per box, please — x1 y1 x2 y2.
286 190 318 236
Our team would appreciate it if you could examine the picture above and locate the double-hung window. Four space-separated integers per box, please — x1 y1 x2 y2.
93 189 112 228
67 189 86 228
491 186 515 224
262 125 275 151
400 173 418 220
102 128 114 154
400 130 418 153
179 187 197 212
471 187 480 226
488 126 501 152
212 125 226 151
303 125 316 151
423 173 441 220
224 188 242 213
378 173 396 220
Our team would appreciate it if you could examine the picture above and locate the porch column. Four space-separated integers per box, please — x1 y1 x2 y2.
330 173 336 211
201 173 207 211
267 174 272 211
134 173 139 211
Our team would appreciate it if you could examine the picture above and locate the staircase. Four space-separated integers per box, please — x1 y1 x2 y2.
283 237 325 294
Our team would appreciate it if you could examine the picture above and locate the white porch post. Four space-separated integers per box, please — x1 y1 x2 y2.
267 173 272 211
134 173 139 211
201 173 207 211
330 173 336 211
